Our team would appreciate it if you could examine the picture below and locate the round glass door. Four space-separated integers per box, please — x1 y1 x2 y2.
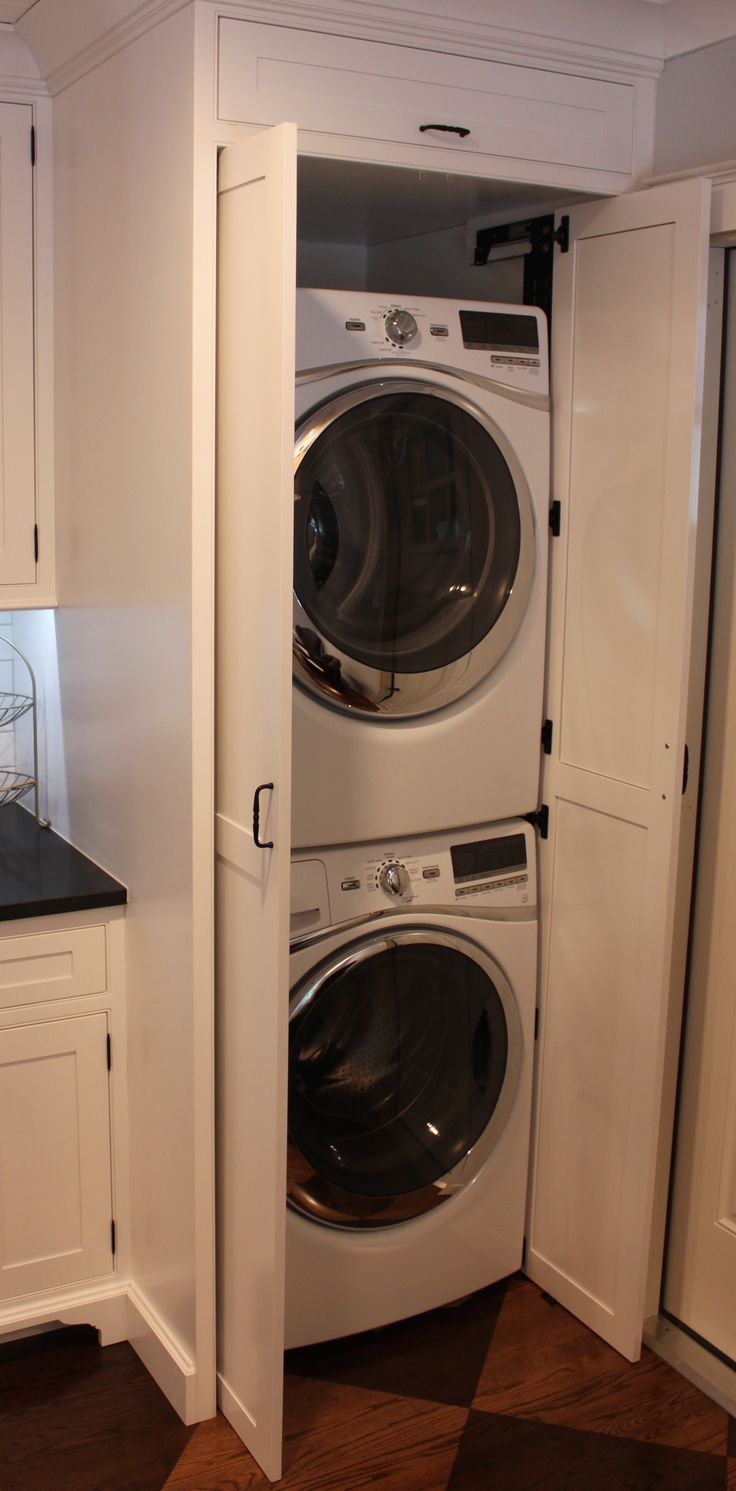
287 927 522 1229
293 379 535 718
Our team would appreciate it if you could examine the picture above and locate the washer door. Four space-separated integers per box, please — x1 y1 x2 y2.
287 926 523 1229
293 379 535 718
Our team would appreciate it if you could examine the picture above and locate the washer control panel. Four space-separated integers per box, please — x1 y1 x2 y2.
292 820 537 927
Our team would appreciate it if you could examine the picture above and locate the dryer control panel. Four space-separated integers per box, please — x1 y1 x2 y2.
291 819 537 939
296 289 549 396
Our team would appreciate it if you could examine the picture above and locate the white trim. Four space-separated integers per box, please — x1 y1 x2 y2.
643 158 736 188
126 1283 199 1423
644 1315 736 1418
28 0 663 97
0 1280 129 1346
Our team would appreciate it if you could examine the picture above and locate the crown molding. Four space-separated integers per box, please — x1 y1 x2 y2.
642 157 736 187
0 72 47 95
19 0 664 96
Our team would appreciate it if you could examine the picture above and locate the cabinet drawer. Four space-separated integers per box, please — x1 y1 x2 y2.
0 924 107 1010
218 21 634 176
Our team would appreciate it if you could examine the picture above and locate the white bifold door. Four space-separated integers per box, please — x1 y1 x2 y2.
215 124 713 1479
215 125 296 1482
527 177 713 1360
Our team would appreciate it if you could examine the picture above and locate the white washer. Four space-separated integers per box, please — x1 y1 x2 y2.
286 818 537 1348
292 289 550 849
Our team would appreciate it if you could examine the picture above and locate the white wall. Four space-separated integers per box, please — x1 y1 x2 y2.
654 37 736 175
50 2 213 1413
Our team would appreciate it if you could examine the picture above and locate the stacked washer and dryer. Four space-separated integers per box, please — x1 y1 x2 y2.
287 289 549 1347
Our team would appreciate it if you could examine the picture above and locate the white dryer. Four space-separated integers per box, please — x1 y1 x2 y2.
286 818 537 1348
292 289 549 849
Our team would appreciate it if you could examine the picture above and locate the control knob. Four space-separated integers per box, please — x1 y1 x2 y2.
378 861 411 898
384 309 418 346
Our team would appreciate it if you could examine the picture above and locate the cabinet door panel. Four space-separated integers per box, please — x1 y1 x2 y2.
0 1013 113 1299
0 103 35 585
528 178 712 1360
218 20 634 176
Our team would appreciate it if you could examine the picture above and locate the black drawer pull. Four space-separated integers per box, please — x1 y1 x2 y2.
419 123 470 138
253 781 274 849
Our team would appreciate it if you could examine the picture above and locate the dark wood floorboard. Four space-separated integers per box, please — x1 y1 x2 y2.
1 1278 731 1490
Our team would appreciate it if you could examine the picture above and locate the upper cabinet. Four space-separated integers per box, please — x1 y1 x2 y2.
217 20 639 190
0 102 37 593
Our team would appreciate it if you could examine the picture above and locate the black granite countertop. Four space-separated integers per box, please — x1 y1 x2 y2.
0 804 127 922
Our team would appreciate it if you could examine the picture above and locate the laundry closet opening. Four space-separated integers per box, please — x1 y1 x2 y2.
295 154 592 305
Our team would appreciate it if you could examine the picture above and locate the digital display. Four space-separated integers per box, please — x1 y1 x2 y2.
451 833 527 884
459 310 540 354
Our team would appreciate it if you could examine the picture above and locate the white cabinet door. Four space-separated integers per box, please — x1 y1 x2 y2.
527 178 712 1360
0 103 35 586
215 123 296 1483
217 20 635 180
0 1012 113 1300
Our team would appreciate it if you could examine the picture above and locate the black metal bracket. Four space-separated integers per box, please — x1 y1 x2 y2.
525 804 549 840
549 501 561 537
473 212 570 320
252 782 274 849
541 719 553 756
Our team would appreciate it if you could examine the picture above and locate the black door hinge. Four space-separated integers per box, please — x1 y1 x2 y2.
525 804 549 839
534 1007 540 1040
106 1034 112 1071
549 501 561 537
682 743 690 795
553 215 570 253
111 1219 117 1256
541 719 553 755
521 1235 527 1267
30 125 36 166
33 525 39 563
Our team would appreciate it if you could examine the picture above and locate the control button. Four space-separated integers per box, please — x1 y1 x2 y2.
378 861 411 898
430 324 449 338
341 877 360 891
384 309 418 346
345 319 366 331
422 866 441 879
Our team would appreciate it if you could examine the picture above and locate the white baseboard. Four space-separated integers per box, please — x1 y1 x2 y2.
126 1283 199 1423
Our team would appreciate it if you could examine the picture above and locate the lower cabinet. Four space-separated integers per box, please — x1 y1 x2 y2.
0 911 126 1332
0 1012 113 1301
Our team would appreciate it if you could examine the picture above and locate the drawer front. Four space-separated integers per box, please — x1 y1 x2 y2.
0 925 107 1010
218 21 634 175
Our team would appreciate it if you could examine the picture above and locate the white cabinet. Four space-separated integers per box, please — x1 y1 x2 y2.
0 912 127 1334
0 1011 113 1300
217 20 636 187
0 102 37 590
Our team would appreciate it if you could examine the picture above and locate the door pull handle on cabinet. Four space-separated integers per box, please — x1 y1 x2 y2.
419 123 470 139
253 782 274 849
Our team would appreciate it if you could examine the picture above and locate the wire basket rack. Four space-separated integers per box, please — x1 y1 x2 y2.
0 638 50 826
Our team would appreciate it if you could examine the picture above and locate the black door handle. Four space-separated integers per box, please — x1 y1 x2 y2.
253 782 274 849
419 123 470 138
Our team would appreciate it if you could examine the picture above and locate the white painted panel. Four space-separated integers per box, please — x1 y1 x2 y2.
215 124 296 1483
664 253 736 1360
0 102 35 586
528 178 711 1361
51 6 214 1416
561 224 673 789
0 1013 112 1299
532 798 647 1309
218 20 635 174
0 925 107 1010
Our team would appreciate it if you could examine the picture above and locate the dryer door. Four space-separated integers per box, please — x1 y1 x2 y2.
293 379 536 717
287 926 523 1227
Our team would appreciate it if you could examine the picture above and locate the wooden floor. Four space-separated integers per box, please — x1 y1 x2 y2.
1 1276 734 1490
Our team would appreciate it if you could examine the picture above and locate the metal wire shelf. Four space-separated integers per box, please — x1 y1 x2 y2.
0 638 50 827
0 692 33 730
